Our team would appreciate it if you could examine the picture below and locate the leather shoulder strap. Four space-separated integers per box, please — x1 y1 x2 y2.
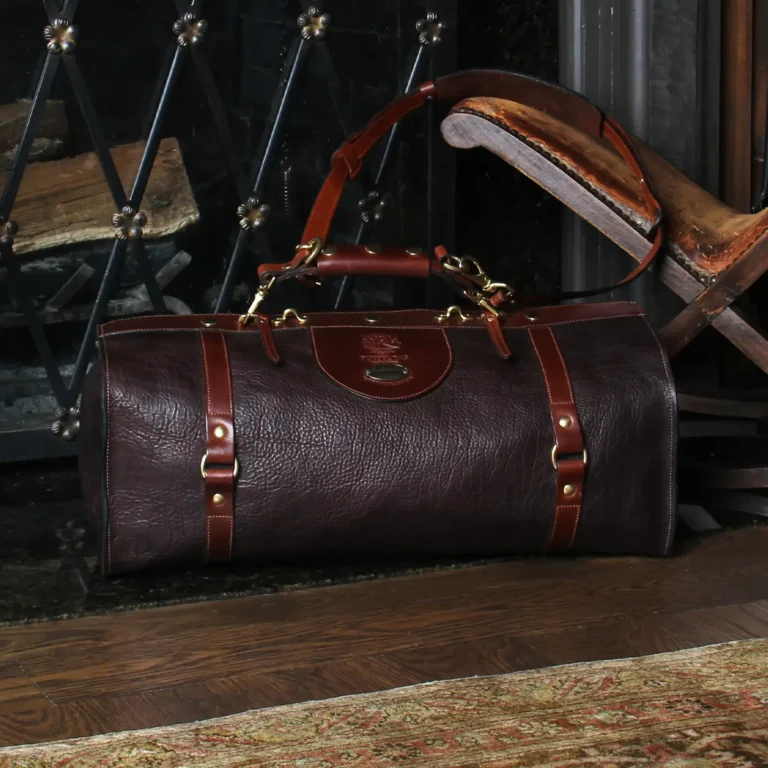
293 69 663 301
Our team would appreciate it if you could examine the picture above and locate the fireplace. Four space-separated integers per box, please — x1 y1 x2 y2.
0 0 460 462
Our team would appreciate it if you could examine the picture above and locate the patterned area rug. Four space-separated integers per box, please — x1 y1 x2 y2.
3 639 768 767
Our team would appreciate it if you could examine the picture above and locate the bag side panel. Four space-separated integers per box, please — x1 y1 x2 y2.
553 316 677 555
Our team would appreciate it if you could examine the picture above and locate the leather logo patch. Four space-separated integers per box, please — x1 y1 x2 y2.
360 333 408 365
359 334 411 384
365 363 410 382
311 326 452 401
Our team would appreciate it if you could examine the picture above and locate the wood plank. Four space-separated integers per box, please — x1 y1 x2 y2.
7 530 768 702
5 137 199 255
0 702 85 749
439 89 768 373
0 100 68 170
521 600 768 666
3 529 768 746
0 663 48 715
5 602 768 748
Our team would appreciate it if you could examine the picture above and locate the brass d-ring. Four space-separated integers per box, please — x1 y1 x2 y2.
272 308 308 327
437 305 471 323
200 453 239 479
295 237 324 266
551 445 588 470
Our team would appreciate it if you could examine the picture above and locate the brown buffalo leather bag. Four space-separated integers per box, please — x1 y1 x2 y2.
79 70 677 575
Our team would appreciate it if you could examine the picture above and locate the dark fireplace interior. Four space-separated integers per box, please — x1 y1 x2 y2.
0 0 564 623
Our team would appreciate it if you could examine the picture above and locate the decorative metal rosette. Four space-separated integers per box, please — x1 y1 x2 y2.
416 12 447 47
298 7 331 41
51 406 80 441
112 206 147 240
173 13 208 47
56 520 87 553
358 190 390 224
0 217 19 248
237 198 271 231
43 18 78 55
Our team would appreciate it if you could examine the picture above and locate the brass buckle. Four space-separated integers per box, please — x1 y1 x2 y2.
551 446 588 470
200 453 240 479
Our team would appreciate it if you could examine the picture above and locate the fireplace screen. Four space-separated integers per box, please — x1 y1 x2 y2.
0 0 457 462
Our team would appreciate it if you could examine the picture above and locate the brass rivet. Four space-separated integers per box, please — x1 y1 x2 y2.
525 312 539 322
558 416 572 429
365 316 380 324
365 243 382 254
406 247 424 257
563 484 576 497
202 319 217 328
214 425 227 439
213 493 225 506
321 245 337 256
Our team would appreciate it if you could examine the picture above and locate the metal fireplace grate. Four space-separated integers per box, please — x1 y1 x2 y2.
0 0 456 462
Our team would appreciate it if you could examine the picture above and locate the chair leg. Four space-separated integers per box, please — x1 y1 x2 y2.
660 255 768 375
660 235 768 355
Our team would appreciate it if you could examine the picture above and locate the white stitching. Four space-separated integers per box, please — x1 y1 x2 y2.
98 312 647 338
642 316 677 555
200 333 233 417
220 332 234 417
201 333 212 418
103 339 112 575
220 333 235 560
201 333 235 561
547 327 575 402
310 328 454 401
258 314 280 363
529 328 586 551
558 502 583 549
528 328 557 407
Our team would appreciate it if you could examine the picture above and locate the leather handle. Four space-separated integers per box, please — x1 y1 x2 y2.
284 68 664 302
314 247 430 278
258 246 431 283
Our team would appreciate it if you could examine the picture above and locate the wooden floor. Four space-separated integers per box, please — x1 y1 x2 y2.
2 526 768 748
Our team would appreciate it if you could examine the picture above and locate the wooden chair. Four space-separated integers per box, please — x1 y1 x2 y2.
441 96 768 512
441 97 768 408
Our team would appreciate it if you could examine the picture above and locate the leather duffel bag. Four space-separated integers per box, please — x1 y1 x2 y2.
79 70 677 575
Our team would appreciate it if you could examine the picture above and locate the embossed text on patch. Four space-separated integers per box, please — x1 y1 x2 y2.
359 333 409 366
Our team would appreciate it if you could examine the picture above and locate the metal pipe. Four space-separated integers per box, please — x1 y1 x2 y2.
334 45 428 309
130 46 185 206
215 40 310 312
63 56 127 208
68 240 129 400
191 47 248 200
0 54 60 218
3 257 68 405
249 39 309 200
